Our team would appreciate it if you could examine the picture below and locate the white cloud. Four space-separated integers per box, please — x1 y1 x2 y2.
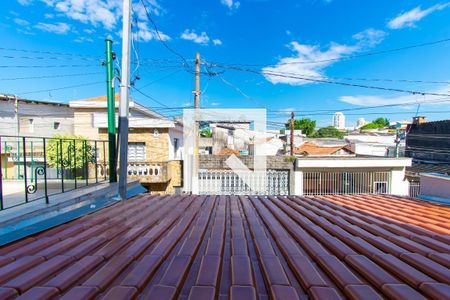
339 85 450 107
74 36 93 43
44 13 54 19
133 21 170 42
212 39 222 46
221 0 240 11
262 28 387 85
263 41 358 85
17 0 33 5
181 29 210 45
388 3 450 29
35 22 71 34
14 18 30 26
353 28 387 47
211 102 221 106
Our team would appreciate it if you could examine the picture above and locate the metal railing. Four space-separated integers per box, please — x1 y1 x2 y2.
198 169 289 195
303 171 391 195
0 135 109 210
409 181 420 198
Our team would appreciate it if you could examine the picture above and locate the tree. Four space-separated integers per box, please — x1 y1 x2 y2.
311 126 344 139
360 117 389 130
46 135 95 177
373 117 389 127
285 118 316 137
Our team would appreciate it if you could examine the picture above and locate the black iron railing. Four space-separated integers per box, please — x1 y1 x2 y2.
0 135 109 210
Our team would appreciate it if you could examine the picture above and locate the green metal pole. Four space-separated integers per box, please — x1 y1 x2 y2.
105 37 117 182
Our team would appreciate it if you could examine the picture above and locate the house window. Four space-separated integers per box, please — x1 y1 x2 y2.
173 138 179 159
54 122 60 130
28 119 34 133
128 142 146 162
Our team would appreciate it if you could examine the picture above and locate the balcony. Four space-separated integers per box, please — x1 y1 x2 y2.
127 161 177 184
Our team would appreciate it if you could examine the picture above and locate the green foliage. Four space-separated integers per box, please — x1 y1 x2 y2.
373 117 389 127
311 126 344 139
284 156 296 162
200 128 213 138
360 117 390 130
46 134 95 169
285 118 316 137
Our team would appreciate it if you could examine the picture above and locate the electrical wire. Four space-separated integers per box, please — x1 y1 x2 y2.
204 62 450 97
19 81 103 95
0 72 103 81
0 47 102 59
0 64 101 69
207 37 450 67
139 0 192 70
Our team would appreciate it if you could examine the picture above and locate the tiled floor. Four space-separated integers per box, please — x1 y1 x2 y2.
0 194 448 299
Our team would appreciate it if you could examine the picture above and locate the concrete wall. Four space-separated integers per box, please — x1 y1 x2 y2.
419 173 450 200
0 99 74 137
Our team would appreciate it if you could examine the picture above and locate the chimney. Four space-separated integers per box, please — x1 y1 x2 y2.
412 116 426 125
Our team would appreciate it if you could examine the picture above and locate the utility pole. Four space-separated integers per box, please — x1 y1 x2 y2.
290 112 295 156
194 52 200 108
192 52 200 194
105 37 117 183
118 0 132 200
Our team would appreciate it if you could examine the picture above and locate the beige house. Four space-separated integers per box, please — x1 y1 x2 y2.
69 95 183 194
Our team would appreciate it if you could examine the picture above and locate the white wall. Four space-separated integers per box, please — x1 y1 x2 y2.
0 99 74 137
168 125 184 160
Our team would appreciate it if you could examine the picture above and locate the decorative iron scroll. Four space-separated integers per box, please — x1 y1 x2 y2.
26 166 45 194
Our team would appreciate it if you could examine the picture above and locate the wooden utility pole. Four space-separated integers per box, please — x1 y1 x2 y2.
194 52 201 108
118 0 132 200
290 112 295 156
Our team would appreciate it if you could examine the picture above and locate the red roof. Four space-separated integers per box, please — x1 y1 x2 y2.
217 147 240 155
295 141 353 156
0 194 448 299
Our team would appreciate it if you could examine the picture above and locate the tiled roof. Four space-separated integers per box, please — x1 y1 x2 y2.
77 94 121 102
294 142 353 156
0 194 449 299
217 147 240 155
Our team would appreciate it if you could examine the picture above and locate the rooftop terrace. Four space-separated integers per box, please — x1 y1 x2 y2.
0 194 448 299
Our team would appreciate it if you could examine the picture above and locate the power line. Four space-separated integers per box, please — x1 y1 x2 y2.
0 72 103 81
139 0 192 70
0 54 100 62
139 69 182 89
267 96 450 114
0 47 102 59
207 37 450 67
204 62 450 97
131 86 169 108
0 64 101 69
19 81 103 95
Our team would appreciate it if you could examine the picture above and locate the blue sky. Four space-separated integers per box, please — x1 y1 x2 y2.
1 0 449 128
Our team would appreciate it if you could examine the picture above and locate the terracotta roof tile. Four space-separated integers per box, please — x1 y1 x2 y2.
0 194 448 299
294 141 353 156
217 147 240 156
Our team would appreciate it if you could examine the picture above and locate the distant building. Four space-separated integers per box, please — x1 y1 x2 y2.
332 112 345 129
0 94 74 137
69 94 184 194
356 117 366 128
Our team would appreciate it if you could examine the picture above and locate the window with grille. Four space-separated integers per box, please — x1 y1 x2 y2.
128 142 146 162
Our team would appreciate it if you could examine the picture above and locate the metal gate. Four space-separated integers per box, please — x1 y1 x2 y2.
198 169 289 195
303 171 391 195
